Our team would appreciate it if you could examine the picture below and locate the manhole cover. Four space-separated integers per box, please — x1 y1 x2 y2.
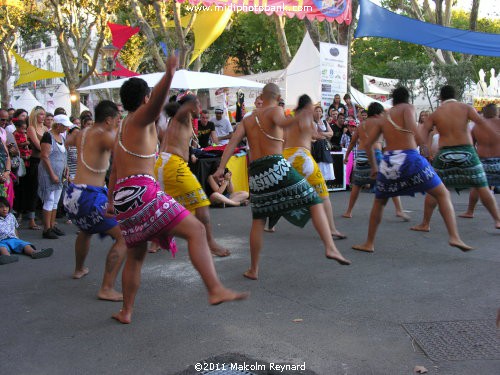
402 320 500 361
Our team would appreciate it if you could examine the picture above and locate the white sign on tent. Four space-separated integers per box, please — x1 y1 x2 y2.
320 43 348 110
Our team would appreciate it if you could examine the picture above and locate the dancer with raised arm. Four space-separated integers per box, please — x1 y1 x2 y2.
109 57 247 324
214 84 350 281
154 94 231 257
352 87 471 253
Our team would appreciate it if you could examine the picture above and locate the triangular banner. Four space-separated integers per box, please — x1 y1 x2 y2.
107 22 140 50
12 50 65 86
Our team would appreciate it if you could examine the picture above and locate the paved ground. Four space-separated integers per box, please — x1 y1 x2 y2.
1 190 499 375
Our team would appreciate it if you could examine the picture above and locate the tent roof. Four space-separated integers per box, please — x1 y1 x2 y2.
78 69 265 91
12 88 43 112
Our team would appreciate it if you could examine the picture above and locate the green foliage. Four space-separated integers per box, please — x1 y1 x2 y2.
351 37 430 89
201 12 304 74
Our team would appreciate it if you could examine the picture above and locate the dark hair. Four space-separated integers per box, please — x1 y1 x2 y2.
13 109 28 118
80 110 92 121
392 86 410 105
296 94 312 112
120 78 151 112
164 95 197 117
45 112 54 118
94 100 119 123
54 107 66 116
337 112 345 118
7 107 14 112
224 168 230 174
0 196 10 210
367 102 384 117
343 94 351 100
14 119 27 128
482 103 498 119
440 85 456 101
201 109 209 115
69 116 76 123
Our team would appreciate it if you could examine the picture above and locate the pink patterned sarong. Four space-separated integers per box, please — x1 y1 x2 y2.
113 174 190 256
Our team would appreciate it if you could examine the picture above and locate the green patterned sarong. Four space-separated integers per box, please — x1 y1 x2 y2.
249 154 322 228
432 145 488 189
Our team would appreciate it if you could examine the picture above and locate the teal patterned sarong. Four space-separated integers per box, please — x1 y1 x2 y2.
432 145 488 189
248 154 322 228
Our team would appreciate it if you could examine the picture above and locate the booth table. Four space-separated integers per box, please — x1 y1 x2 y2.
190 153 249 193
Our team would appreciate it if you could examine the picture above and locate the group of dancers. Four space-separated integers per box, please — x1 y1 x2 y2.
64 56 499 324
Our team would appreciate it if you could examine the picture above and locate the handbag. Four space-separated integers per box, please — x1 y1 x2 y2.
16 158 26 177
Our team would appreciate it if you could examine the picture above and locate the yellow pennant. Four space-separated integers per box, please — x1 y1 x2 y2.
12 50 65 86
0 0 24 9
166 6 232 66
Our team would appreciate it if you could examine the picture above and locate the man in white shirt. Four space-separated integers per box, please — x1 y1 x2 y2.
210 107 232 145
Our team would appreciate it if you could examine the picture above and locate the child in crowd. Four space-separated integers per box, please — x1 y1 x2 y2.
0 197 53 265
13 120 32 167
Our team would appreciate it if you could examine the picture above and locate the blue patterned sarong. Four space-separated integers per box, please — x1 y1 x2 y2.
375 149 441 199
63 183 118 236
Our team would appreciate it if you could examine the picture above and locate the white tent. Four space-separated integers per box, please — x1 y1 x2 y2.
12 88 43 112
349 86 391 109
48 84 89 115
77 69 265 91
236 33 320 107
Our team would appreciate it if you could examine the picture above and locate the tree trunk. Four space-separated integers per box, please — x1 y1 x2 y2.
0 48 12 108
303 18 320 49
173 2 189 68
273 14 292 67
69 84 80 116
469 0 480 31
130 0 165 71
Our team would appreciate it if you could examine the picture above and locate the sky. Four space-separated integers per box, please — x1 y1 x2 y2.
371 0 499 20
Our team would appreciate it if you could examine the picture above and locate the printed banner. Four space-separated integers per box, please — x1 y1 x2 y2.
179 0 352 24
320 42 348 110
362 74 397 95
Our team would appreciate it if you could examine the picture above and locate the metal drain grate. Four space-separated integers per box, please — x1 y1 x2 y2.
402 320 500 361
203 371 255 375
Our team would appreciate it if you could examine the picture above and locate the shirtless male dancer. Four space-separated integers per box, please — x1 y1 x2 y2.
154 94 230 257
412 85 500 231
108 57 247 324
352 86 471 253
282 94 348 243
214 84 350 281
458 103 500 219
63 100 126 301
342 102 409 220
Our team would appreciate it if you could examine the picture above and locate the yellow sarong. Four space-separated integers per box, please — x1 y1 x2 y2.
154 152 210 212
283 147 329 198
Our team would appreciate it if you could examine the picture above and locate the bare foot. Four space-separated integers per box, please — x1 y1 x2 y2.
342 213 352 218
326 253 351 265
208 286 249 305
332 232 347 240
410 224 430 232
72 267 89 279
352 244 374 253
449 240 474 252
458 212 474 219
210 246 231 257
396 212 411 222
112 309 132 324
243 269 258 280
264 226 276 233
98 288 123 302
